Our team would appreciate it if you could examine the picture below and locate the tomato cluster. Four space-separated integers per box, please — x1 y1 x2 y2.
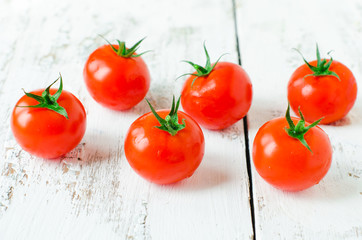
253 45 356 191
10 38 357 190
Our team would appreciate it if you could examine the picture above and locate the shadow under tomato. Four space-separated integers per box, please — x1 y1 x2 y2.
288 167 360 200
213 121 244 141
326 104 362 127
326 116 351 127
162 160 232 192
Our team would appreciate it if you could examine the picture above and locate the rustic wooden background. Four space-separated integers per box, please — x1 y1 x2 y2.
0 0 361 239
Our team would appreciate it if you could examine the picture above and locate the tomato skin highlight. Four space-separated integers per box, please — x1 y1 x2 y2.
252 117 332 191
83 44 150 110
11 89 87 159
124 110 205 185
288 60 357 124
181 62 252 130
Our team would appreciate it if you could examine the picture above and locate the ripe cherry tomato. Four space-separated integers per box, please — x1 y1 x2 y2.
11 75 86 159
181 44 252 130
252 105 332 191
83 38 150 110
288 45 357 124
124 96 205 184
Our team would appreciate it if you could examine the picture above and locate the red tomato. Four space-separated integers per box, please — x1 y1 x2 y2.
83 38 150 110
252 106 332 191
288 46 357 124
124 97 205 184
11 78 86 159
180 46 252 130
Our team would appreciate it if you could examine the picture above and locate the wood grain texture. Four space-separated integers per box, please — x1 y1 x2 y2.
0 0 253 239
235 0 362 239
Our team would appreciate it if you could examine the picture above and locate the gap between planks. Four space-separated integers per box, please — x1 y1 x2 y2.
231 0 256 239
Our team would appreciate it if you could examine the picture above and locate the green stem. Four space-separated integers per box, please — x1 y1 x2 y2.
294 44 340 80
99 35 150 58
146 96 186 136
284 104 322 152
178 42 227 86
16 73 69 119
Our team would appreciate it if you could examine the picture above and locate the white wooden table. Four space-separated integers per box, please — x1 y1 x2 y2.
0 0 361 239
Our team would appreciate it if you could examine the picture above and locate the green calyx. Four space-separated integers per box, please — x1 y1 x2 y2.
294 44 340 80
284 104 321 152
100 35 149 58
16 74 68 119
146 95 186 136
178 42 226 86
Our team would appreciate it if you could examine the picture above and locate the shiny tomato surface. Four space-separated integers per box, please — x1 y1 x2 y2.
288 60 357 124
124 110 205 184
252 117 332 191
181 62 252 130
11 89 86 159
83 44 150 110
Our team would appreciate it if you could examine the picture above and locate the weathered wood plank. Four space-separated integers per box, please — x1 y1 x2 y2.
235 0 362 239
0 0 253 239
